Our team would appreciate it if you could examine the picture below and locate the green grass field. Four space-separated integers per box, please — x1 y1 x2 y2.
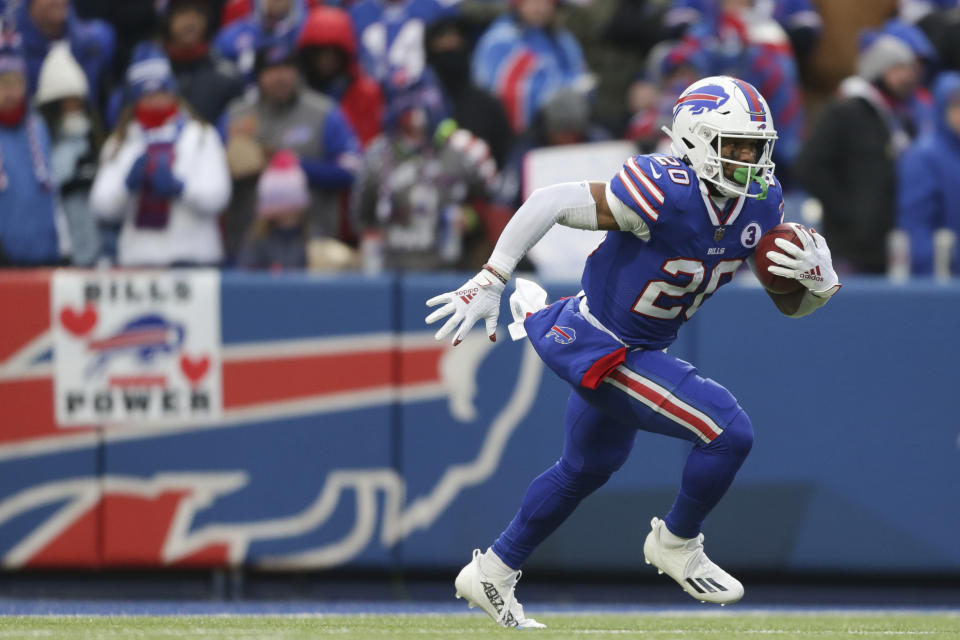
1 613 958 639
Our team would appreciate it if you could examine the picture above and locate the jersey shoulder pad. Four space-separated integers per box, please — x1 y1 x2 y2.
609 154 693 226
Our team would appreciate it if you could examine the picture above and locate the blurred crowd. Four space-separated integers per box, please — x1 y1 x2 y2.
0 0 958 276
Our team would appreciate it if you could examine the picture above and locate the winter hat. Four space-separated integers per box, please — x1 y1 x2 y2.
0 28 24 76
382 68 448 132
257 150 309 217
297 6 357 56
35 41 89 105
880 19 937 64
857 33 916 82
254 41 297 76
126 42 178 102
659 39 711 81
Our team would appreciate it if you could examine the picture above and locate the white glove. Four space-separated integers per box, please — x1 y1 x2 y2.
425 268 506 345
766 225 841 297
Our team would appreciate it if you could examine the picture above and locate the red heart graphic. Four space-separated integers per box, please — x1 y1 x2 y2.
180 354 210 384
60 304 98 337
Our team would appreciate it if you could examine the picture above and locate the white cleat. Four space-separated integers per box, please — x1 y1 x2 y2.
454 549 546 629
642 517 744 605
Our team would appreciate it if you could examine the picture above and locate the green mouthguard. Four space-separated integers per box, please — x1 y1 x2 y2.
732 167 768 200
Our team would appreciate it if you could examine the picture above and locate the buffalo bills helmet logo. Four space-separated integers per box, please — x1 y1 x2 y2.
546 325 576 344
673 84 731 118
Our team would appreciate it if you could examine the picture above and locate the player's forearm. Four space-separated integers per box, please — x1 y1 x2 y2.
773 286 839 318
487 181 597 279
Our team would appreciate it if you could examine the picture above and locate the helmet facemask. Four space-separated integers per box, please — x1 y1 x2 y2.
665 76 779 200
699 124 777 199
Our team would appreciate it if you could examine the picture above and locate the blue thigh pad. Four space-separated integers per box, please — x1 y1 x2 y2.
524 297 626 390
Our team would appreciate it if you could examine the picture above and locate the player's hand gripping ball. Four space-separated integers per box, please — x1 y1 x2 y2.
753 223 805 294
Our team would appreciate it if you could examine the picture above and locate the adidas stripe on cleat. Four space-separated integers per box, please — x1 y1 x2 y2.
454 549 546 629
642 517 744 605
686 576 730 594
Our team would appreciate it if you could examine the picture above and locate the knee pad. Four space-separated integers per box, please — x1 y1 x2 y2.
716 410 754 460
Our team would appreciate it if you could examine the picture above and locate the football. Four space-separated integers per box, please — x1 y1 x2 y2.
753 223 804 294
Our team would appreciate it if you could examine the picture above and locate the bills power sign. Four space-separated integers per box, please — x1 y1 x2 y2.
52 271 222 426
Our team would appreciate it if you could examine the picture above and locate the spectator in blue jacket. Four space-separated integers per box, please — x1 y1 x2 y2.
0 30 59 266
897 71 960 276
214 0 306 80
471 0 592 133
15 0 114 108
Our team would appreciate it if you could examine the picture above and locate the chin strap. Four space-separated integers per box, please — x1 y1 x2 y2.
732 167 768 200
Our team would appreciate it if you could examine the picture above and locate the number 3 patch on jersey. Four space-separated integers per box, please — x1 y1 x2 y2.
741 222 762 248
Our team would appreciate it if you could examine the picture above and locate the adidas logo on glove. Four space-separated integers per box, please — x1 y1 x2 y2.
797 266 823 282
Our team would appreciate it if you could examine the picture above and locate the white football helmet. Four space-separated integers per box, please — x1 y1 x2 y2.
663 75 777 199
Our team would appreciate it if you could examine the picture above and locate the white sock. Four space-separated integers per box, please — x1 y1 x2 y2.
479 547 517 580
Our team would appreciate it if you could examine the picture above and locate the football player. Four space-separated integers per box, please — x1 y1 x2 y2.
425 76 841 628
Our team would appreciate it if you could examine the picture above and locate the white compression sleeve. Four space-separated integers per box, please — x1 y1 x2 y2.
787 286 840 318
487 181 597 277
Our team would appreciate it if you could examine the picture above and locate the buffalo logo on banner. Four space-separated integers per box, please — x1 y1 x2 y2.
52 271 222 426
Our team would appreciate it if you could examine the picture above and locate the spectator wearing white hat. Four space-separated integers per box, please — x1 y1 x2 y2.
15 0 114 110
36 41 101 266
89 42 230 267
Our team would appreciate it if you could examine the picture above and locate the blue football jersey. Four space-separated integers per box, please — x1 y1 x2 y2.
581 153 784 350
350 0 457 81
